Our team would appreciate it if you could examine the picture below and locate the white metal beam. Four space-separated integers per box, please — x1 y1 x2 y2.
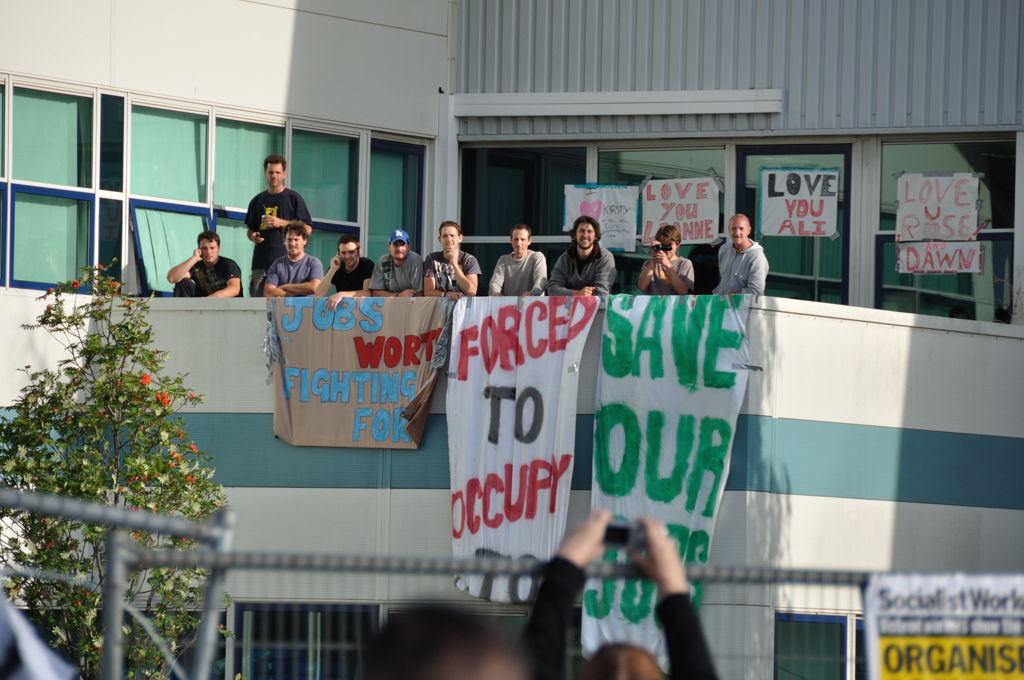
452 89 784 118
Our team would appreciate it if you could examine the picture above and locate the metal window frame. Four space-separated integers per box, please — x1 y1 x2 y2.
370 138 426 253
774 612 851 680
735 143 854 305
873 231 1014 316
10 183 94 291
128 198 212 297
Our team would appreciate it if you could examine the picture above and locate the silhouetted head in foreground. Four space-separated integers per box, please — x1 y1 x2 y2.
364 606 529 680
579 643 662 680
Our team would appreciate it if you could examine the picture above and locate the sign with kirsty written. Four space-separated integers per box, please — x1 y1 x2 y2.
564 185 640 252
448 296 599 603
759 168 840 237
895 174 980 242
640 178 720 245
272 297 446 448
864 573 1024 680
583 294 751 669
896 242 983 275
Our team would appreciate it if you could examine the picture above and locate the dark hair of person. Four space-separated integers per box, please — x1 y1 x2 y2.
283 220 308 240
264 153 287 171
578 644 662 680
571 215 602 243
196 230 220 247
337 233 360 248
511 223 532 238
439 220 462 236
364 606 528 680
654 224 681 246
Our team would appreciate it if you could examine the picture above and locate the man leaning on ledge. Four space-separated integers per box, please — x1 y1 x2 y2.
166 230 242 298
713 214 769 296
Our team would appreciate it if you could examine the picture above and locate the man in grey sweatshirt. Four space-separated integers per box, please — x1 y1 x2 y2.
547 216 616 297
488 224 548 296
713 214 769 296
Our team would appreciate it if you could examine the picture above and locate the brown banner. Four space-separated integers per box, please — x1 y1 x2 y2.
271 297 447 448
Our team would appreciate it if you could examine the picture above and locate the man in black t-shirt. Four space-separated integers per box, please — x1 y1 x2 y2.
314 233 374 310
245 153 313 297
167 230 243 297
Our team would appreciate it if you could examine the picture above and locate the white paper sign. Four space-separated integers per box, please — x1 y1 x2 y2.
640 178 720 245
564 185 640 252
895 174 980 242
864 573 1024 680
583 294 751 669
758 168 840 237
896 241 983 274
447 296 600 603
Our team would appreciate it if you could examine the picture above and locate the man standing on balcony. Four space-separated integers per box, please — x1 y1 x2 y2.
713 214 769 297
245 154 313 297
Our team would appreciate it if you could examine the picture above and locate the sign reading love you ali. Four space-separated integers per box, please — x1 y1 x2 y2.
564 185 640 252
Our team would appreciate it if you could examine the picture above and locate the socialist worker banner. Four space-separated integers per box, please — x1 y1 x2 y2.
270 297 448 449
448 296 599 603
583 294 751 668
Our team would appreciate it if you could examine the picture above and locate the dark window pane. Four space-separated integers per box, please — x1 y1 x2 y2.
776 619 845 680
99 199 122 279
100 95 124 191
461 148 586 238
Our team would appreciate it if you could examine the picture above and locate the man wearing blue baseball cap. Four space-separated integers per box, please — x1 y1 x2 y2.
369 229 424 297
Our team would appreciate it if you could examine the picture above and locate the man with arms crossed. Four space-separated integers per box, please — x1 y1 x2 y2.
547 215 616 297
424 221 481 301
245 153 313 297
488 223 547 297
263 221 323 297
166 230 242 298
369 229 423 297
638 224 694 295
713 214 769 296
315 233 374 309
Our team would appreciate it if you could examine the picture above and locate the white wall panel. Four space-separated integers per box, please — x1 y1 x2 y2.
0 291 72 407
700 603 773 680
3 0 449 137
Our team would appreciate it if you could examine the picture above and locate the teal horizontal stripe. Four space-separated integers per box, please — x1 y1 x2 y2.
4 406 1021 510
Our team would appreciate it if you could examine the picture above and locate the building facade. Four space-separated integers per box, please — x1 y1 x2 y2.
1 2 1023 680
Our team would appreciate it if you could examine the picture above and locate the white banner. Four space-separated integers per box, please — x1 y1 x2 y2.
864 573 1024 680
640 178 720 245
564 185 640 252
583 294 751 668
758 168 840 237
896 174 980 242
896 241 983 274
448 296 600 602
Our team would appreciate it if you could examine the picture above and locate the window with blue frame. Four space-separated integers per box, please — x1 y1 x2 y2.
235 604 375 680
131 105 208 203
12 187 91 288
877 140 1015 322
131 201 210 295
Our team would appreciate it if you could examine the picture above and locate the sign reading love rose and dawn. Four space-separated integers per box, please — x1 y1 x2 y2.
448 296 599 603
583 294 752 669
271 297 447 448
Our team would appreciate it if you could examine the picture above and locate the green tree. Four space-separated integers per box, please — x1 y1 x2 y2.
0 266 228 680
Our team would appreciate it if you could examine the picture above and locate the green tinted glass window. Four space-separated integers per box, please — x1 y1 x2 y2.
99 199 122 280
131 106 208 202
14 88 92 188
776 619 845 680
291 130 358 222
215 216 252 295
13 192 90 284
214 119 284 209
368 146 421 261
306 229 342 274
134 208 208 293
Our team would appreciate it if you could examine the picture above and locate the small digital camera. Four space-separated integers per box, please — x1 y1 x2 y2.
603 521 647 552
650 243 672 252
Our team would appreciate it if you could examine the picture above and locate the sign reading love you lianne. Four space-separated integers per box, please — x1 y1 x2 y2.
564 184 640 252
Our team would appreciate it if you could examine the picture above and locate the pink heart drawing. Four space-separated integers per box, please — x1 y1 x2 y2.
579 201 602 220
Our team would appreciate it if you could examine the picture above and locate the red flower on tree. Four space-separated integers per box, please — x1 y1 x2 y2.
140 374 151 386
156 392 170 407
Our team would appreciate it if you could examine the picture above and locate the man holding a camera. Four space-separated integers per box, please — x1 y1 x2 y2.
637 224 694 296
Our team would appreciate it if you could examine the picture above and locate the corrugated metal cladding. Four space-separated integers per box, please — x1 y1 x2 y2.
457 0 1024 137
